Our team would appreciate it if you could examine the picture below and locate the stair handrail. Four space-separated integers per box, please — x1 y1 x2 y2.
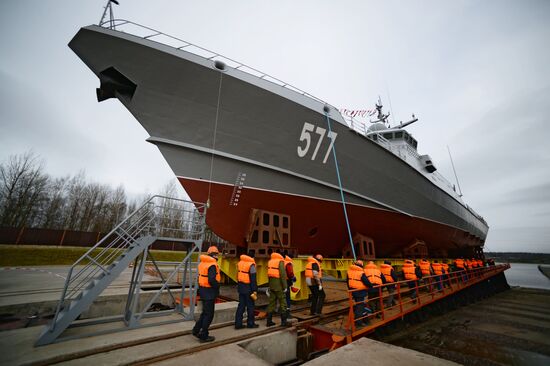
50 195 206 329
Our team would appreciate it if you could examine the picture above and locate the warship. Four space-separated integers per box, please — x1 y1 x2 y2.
69 13 488 258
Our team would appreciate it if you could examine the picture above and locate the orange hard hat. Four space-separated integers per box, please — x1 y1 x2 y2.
207 246 219 254
315 254 323 262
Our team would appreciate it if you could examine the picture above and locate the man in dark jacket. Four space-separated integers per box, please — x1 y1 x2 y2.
347 260 373 327
192 246 220 342
235 251 259 329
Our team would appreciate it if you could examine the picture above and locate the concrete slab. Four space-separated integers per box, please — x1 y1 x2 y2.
0 266 165 319
150 344 272 366
239 329 297 365
0 302 238 366
54 324 284 365
303 337 460 365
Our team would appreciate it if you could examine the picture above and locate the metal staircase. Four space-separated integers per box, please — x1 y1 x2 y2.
36 195 206 346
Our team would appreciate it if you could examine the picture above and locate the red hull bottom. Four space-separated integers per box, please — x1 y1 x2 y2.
178 177 479 257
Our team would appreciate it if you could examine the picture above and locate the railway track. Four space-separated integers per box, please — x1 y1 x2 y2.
44 297 352 365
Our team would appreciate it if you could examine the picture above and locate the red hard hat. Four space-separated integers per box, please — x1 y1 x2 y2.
291 286 299 293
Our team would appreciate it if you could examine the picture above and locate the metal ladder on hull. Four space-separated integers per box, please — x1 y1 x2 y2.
36 195 206 346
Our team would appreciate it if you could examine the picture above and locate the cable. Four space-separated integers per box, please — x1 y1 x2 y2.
206 73 224 208
324 108 356 261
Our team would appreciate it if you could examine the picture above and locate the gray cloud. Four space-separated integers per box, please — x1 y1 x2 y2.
504 183 550 206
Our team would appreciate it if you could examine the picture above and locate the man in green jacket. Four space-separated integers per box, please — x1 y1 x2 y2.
266 251 288 326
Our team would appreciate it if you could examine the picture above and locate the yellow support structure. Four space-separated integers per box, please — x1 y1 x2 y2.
218 257 454 301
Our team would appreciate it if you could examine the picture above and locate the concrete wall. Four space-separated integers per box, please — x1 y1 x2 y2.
238 329 297 365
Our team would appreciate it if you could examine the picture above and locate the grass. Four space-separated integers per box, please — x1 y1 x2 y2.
0 245 194 267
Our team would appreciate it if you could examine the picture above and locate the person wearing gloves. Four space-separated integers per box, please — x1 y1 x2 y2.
235 251 259 329
266 251 288 327
192 246 220 343
364 261 386 315
380 260 397 307
347 260 373 327
305 254 325 315
284 253 296 317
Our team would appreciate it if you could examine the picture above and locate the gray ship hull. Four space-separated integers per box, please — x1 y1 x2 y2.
69 25 488 257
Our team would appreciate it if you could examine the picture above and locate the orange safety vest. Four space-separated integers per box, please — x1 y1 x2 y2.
477 259 483 267
198 254 220 288
442 263 449 274
419 260 431 275
364 262 383 285
237 254 256 284
403 260 418 281
305 257 322 278
348 265 367 290
380 263 395 283
267 252 284 278
432 262 443 275
469 259 477 268
455 259 465 269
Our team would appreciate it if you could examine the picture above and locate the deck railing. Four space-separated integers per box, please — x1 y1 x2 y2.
346 263 510 334
98 18 333 109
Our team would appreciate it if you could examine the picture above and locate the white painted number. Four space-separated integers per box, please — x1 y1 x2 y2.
297 122 337 164
311 127 326 161
297 122 315 158
323 131 337 164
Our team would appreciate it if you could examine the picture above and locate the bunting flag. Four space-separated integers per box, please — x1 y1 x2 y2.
339 108 377 119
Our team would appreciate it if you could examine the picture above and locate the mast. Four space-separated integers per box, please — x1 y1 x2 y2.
447 145 463 197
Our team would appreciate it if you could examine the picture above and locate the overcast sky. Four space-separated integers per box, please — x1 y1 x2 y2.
1 0 549 253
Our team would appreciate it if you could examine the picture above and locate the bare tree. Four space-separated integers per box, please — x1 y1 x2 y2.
0 152 205 241
0 151 49 227
41 176 69 229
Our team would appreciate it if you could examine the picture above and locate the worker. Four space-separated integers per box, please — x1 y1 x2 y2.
234 251 258 329
454 257 468 283
419 258 433 292
478 258 484 268
402 259 421 303
266 251 288 327
469 258 478 278
380 260 397 307
192 246 220 343
347 260 373 327
432 260 443 291
441 260 451 288
305 254 325 315
284 254 296 318
364 261 386 315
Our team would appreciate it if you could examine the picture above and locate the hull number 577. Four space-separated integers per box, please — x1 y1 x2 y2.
297 122 337 164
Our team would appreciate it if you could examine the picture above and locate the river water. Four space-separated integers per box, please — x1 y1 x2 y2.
503 262 550 290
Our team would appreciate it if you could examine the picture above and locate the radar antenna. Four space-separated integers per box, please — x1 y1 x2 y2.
397 113 419 129
370 97 391 127
99 0 120 29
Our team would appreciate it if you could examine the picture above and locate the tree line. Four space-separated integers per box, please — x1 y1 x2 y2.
0 151 142 233
1 151 227 247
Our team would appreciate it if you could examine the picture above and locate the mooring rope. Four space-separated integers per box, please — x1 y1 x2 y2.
206 73 224 208
323 108 356 260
